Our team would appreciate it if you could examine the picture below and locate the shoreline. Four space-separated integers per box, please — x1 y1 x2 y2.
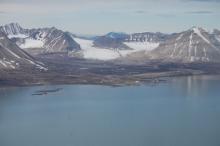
1 72 217 89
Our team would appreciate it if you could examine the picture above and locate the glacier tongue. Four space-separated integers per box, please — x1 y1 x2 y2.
74 38 120 60
74 37 160 61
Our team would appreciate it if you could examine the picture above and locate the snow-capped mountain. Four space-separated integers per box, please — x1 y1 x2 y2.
0 23 80 55
150 27 220 62
0 31 46 70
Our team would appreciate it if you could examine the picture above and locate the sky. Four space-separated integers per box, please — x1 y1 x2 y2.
0 0 220 35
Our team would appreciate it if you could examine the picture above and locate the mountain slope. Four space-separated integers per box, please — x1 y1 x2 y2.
0 31 46 70
150 27 220 62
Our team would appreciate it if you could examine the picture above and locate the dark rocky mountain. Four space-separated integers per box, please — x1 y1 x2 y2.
93 35 131 50
93 32 130 50
105 32 129 40
126 32 169 43
0 31 46 70
150 27 220 62
0 23 80 55
93 31 168 50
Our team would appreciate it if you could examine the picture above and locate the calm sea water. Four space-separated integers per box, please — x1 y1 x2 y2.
0 75 220 146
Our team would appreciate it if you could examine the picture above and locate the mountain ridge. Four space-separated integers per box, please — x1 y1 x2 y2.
1 22 220 63
0 23 81 55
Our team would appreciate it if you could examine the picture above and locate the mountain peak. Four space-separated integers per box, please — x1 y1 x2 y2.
106 32 128 39
4 22 22 29
0 22 24 36
189 26 208 34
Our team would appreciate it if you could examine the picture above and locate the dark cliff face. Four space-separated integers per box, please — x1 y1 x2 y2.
93 35 131 50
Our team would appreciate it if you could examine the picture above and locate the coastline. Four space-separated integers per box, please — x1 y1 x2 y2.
0 70 211 88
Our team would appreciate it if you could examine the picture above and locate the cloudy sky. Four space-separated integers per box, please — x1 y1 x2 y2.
0 0 220 34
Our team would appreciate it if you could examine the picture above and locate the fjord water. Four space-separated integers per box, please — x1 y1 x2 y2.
0 76 220 146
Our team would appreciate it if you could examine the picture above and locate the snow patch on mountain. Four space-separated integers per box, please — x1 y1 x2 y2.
176 34 183 41
0 59 18 69
192 27 211 44
124 41 159 52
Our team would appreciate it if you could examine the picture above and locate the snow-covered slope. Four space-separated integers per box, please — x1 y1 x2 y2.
19 38 44 49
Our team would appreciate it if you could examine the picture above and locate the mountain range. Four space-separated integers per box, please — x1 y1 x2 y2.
1 22 220 70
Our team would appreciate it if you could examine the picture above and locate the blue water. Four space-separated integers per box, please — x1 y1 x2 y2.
0 75 220 146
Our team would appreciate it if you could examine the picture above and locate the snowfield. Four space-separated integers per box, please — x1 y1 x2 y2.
74 38 159 60
19 38 44 49
124 41 159 52
74 38 120 60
